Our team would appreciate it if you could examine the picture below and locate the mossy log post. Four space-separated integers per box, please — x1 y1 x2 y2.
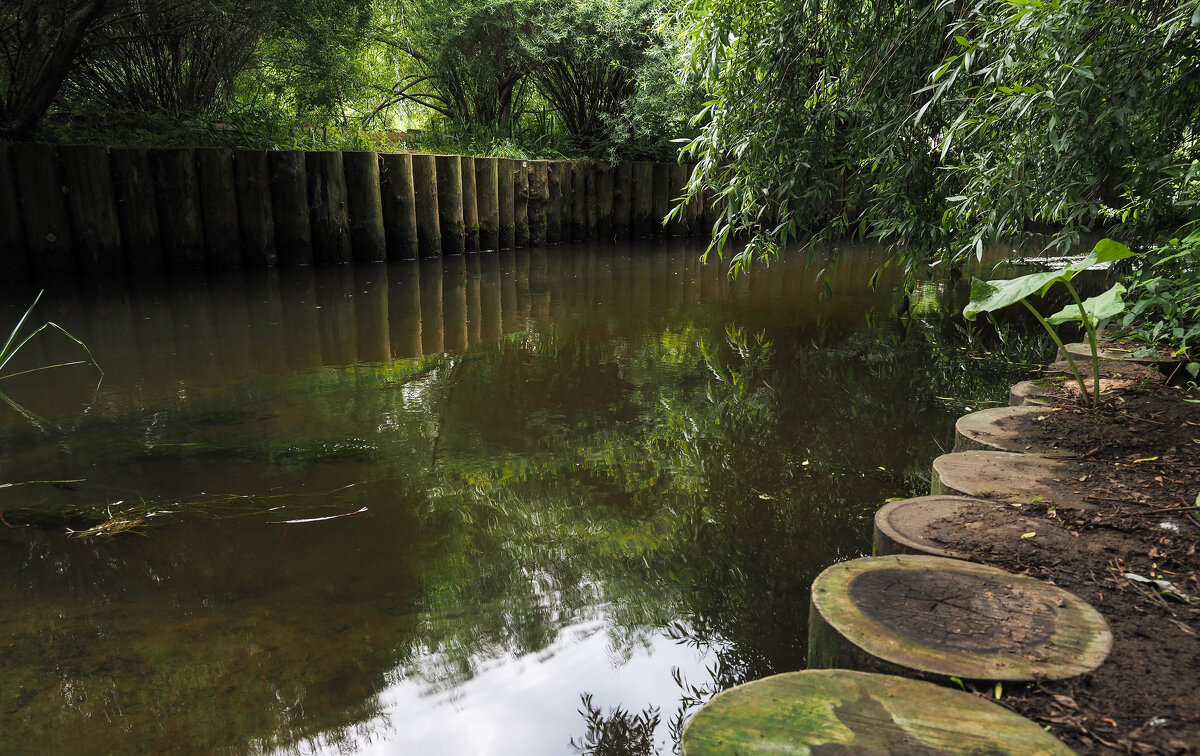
0 144 28 278
681 669 1075 756
808 555 1112 682
195 147 242 268
514 160 530 247
151 148 205 269
498 158 516 249
267 151 312 266
931 451 1090 512
475 157 500 252
612 161 632 241
342 151 387 263
59 145 122 272
874 495 994 559
667 163 688 237
528 161 549 246
12 143 74 275
595 163 614 240
953 406 1076 456
571 162 587 242
545 161 563 243
379 153 419 260
435 155 465 256
652 162 671 238
1009 380 1056 407
461 156 480 253
411 154 441 258
232 150 276 268
306 151 352 264
631 161 655 238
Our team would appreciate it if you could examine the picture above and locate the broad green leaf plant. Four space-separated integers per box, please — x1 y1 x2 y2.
963 239 1136 408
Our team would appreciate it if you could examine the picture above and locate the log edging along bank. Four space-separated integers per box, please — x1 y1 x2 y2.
0 144 717 279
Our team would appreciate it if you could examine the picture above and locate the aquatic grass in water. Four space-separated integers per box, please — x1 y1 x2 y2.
0 290 103 429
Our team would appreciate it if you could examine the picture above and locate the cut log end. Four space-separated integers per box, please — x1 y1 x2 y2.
682 669 1075 755
953 406 1075 457
808 555 1111 682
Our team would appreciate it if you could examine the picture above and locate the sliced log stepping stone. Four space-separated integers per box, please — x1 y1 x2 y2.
1009 380 1055 407
808 555 1112 682
874 496 1091 563
953 406 1076 457
876 495 995 558
1060 341 1187 382
681 669 1075 755
931 450 1091 512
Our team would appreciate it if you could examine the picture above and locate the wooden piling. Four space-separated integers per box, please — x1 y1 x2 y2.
59 145 123 272
411 154 441 258
343 151 387 262
612 161 632 241
514 160 530 247
110 148 162 271
379 153 419 260
558 162 575 245
151 148 205 269
668 163 688 237
546 161 563 244
195 147 242 268
652 163 670 238
435 154 465 256
475 157 500 252
267 151 312 266
232 150 276 268
498 158 515 249
528 161 548 246
631 162 655 238
12 143 73 275
306 151 352 264
571 162 587 242
583 163 599 240
0 144 27 278
596 163 614 241
461 156 480 253
684 164 703 237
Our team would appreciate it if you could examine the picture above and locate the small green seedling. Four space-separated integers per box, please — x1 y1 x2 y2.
964 239 1136 408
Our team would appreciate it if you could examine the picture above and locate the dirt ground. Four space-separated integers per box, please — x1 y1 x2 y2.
927 360 1200 754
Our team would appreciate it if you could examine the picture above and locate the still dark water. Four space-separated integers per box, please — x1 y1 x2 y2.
0 241 1038 755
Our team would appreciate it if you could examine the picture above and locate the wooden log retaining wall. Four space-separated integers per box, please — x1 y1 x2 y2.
0 147 714 278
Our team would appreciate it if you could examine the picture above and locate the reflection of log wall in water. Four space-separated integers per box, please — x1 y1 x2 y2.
3 243 926 402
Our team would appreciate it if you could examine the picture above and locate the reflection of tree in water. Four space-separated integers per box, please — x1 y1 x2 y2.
0 277 1047 754
570 693 661 756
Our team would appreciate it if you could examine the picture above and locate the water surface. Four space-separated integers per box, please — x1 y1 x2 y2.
0 241 1037 755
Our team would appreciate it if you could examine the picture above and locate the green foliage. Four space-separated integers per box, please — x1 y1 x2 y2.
678 0 1200 287
521 0 662 152
964 239 1137 406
